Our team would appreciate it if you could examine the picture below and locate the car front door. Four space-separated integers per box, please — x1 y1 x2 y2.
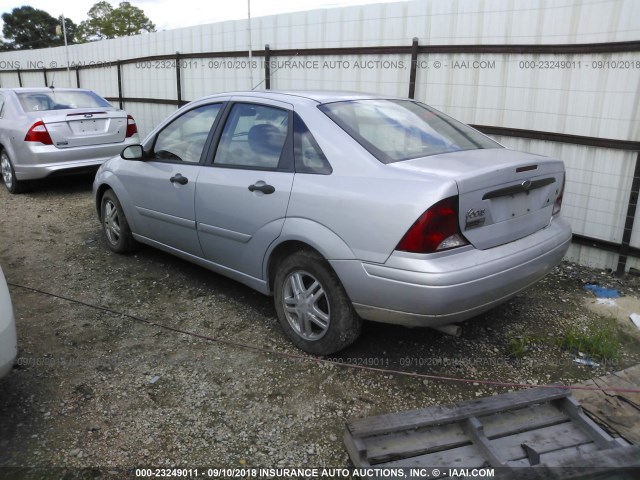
195 99 295 279
118 102 225 256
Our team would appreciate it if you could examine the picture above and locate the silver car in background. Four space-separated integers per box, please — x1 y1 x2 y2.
0 264 17 379
0 87 140 193
93 91 571 355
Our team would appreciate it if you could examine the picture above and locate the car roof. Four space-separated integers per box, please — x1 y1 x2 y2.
196 90 408 106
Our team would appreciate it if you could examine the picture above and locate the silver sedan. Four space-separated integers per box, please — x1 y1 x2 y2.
93 91 571 355
0 87 140 193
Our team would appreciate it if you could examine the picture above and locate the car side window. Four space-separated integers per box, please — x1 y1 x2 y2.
152 103 222 163
0 94 4 118
294 113 332 175
214 103 289 169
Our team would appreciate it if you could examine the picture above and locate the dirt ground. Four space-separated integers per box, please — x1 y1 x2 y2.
1 174 639 472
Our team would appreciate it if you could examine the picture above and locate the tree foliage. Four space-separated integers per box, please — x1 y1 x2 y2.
80 1 156 41
1 6 77 50
0 1 155 49
2 6 53 49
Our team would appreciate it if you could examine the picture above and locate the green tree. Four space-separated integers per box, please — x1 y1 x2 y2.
2 6 59 49
80 1 155 41
1 7 79 50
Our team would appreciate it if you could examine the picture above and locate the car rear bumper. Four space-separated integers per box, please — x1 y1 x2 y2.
330 217 572 327
13 137 139 180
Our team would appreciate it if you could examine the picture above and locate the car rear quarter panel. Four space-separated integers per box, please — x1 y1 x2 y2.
285 174 458 264
289 103 459 264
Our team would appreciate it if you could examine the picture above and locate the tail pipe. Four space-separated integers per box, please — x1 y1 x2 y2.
432 324 462 337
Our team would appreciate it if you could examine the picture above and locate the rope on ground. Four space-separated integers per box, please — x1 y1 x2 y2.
8 281 640 394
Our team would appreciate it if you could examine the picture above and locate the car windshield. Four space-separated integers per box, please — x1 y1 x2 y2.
16 90 111 112
319 99 502 163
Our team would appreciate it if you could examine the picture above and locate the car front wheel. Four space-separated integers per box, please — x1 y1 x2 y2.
1 150 26 194
274 250 362 355
100 189 138 253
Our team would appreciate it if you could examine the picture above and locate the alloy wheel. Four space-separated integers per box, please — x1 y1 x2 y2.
1 154 13 189
103 199 121 245
282 270 331 341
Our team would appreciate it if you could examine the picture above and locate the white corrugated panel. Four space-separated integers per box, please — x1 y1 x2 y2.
18 72 45 88
0 72 20 88
268 54 409 96
414 52 639 142
121 63 176 100
122 102 177 139
182 57 258 99
79 66 120 98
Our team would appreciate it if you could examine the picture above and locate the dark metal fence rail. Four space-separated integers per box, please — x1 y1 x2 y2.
3 38 640 273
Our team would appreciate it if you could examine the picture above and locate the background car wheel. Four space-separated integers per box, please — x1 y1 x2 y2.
274 249 362 355
1 151 27 194
100 189 139 254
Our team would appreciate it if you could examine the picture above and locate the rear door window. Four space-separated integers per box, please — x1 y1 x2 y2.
213 103 290 170
293 113 331 174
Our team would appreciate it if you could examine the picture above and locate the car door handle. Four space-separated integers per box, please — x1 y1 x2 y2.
170 174 188 185
248 183 275 194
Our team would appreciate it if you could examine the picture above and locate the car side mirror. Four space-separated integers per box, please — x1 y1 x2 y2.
121 144 144 160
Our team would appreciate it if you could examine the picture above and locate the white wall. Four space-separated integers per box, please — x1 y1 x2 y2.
1 0 639 270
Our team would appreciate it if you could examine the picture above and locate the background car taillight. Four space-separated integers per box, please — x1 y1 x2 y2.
396 196 469 253
24 121 53 145
552 175 565 216
126 115 138 137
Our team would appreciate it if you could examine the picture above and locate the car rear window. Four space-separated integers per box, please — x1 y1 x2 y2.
16 90 111 112
318 99 502 163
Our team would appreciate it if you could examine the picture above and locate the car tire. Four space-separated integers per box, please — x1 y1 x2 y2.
100 189 139 254
1 150 27 194
274 249 362 355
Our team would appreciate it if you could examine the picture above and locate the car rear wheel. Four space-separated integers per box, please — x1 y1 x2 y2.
1 151 26 194
274 250 362 355
101 189 138 253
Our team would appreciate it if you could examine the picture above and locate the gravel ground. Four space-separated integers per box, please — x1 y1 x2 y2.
0 174 639 472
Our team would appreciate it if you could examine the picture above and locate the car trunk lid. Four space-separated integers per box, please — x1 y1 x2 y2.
389 148 565 250
39 109 128 148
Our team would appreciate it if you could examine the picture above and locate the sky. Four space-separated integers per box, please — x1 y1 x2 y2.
0 0 394 32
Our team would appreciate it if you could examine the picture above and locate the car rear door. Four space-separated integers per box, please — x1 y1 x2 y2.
118 101 225 256
195 98 294 279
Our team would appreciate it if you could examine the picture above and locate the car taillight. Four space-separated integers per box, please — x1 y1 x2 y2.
552 175 565 216
396 196 469 253
24 121 53 145
126 115 138 137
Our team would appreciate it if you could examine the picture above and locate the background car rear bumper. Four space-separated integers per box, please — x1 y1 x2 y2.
13 138 139 180
331 217 572 327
